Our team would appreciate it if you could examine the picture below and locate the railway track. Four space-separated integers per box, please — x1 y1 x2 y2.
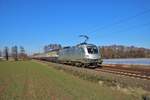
95 66 150 80
37 59 150 80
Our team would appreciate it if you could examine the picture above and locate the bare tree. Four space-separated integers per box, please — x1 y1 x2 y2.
0 49 2 61
11 46 18 61
4 47 9 61
0 49 2 57
20 46 25 54
100 45 150 59
19 46 28 60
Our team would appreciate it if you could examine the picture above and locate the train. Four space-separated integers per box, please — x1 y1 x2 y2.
33 43 103 68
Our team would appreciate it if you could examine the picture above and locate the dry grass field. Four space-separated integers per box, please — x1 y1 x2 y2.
0 61 141 100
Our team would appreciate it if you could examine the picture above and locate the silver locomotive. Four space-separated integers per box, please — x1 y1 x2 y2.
58 43 102 67
33 35 103 67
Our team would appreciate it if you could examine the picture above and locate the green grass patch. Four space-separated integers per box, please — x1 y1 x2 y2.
0 61 141 100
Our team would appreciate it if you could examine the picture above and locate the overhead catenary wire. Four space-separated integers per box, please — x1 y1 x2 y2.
111 22 150 33
87 8 150 34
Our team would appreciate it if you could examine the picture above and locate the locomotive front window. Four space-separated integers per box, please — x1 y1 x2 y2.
87 46 98 54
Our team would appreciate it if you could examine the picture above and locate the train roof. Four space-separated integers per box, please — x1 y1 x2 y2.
76 43 96 47
63 46 71 49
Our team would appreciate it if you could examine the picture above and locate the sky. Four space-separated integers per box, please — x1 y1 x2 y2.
0 0 150 54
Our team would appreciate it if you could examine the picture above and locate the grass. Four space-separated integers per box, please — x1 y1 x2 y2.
0 61 141 100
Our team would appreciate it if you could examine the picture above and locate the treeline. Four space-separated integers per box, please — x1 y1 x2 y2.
100 45 150 59
0 46 28 61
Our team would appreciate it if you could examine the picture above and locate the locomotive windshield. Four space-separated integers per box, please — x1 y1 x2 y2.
87 46 98 54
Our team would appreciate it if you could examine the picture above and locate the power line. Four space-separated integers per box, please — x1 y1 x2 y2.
87 9 150 34
111 22 150 33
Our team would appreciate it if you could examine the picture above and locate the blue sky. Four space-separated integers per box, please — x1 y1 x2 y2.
0 0 150 54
